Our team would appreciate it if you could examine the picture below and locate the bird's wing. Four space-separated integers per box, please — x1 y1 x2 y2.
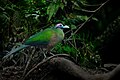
24 28 56 46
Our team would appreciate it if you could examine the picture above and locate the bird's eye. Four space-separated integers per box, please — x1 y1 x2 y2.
59 25 62 26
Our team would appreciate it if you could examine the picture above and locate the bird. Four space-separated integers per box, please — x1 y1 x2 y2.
3 23 69 59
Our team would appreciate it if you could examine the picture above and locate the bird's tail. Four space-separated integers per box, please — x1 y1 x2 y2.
3 44 29 60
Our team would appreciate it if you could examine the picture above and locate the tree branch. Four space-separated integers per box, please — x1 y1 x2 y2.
67 0 110 41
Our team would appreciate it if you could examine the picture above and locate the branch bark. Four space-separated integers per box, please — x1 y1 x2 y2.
25 57 120 80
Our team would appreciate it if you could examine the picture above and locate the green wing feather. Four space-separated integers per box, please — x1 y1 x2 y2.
24 28 57 46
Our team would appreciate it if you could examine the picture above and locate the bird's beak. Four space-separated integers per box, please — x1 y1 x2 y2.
63 25 69 28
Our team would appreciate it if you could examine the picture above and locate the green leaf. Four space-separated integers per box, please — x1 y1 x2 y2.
71 24 77 30
60 3 65 10
47 3 60 21
72 1 81 10
92 17 98 21
77 15 88 21
63 46 71 53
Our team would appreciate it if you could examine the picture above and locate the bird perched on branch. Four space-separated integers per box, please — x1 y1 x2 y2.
3 23 69 59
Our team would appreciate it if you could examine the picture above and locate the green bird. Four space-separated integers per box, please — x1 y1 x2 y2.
3 23 69 59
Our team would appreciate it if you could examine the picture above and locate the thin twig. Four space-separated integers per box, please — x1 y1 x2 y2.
22 47 36 78
0 72 3 80
40 72 51 80
68 41 79 53
82 2 103 7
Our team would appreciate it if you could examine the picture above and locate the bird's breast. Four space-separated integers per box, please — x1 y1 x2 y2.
56 28 64 41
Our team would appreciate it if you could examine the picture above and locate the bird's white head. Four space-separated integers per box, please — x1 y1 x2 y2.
55 23 69 29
